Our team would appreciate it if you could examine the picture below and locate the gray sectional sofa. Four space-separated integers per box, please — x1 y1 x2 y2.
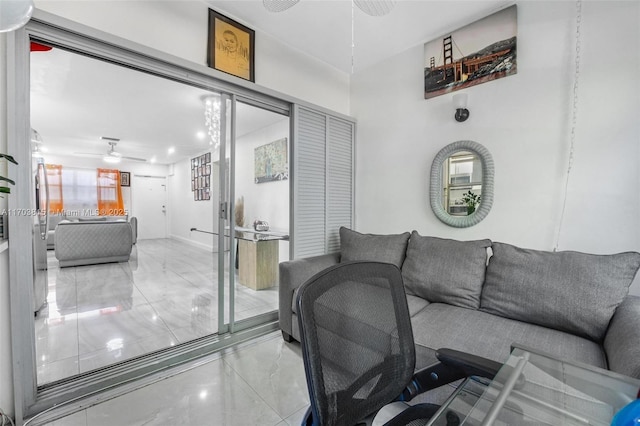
55 219 133 267
279 227 640 381
47 214 137 249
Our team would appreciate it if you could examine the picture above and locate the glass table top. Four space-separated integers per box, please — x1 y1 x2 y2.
428 345 640 426
189 226 289 242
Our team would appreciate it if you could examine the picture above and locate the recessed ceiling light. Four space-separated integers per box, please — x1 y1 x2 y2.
168 147 175 155
196 131 205 140
150 156 157 163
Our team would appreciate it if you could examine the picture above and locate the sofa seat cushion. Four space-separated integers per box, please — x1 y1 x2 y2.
292 286 430 318
480 242 640 342
402 233 491 309
410 303 607 370
339 227 410 268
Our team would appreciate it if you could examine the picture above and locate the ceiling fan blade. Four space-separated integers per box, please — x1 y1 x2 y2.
73 152 103 156
121 156 147 162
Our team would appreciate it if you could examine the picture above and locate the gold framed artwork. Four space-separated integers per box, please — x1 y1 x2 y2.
207 9 255 82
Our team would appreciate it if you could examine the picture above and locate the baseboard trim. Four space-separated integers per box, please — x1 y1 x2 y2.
169 234 215 252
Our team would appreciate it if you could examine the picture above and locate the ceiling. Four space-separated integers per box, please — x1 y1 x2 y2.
30 0 508 165
205 0 507 74
30 45 287 165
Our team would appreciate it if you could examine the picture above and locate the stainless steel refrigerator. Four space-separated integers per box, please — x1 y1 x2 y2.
32 154 49 314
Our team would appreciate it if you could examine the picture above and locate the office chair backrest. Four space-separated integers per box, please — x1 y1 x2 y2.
297 261 416 426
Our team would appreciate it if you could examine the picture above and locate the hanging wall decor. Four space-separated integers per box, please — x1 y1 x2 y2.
120 171 130 187
207 9 255 82
191 153 211 201
255 138 288 184
424 5 517 99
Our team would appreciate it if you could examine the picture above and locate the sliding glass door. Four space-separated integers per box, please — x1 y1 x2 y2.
6 12 360 423
212 95 291 336
28 43 291 391
222 100 290 332
8 24 290 420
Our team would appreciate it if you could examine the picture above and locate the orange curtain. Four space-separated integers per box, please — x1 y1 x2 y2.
46 164 64 214
96 168 125 216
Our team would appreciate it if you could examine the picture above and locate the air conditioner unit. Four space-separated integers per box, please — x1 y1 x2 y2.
450 174 471 185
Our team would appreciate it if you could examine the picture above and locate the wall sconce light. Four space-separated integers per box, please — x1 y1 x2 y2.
453 93 470 122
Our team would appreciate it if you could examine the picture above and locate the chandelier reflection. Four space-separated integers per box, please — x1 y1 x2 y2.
204 95 222 150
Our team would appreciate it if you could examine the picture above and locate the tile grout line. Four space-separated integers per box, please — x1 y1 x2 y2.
220 336 309 425
220 355 287 426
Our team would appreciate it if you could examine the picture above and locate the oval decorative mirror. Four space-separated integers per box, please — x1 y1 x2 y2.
430 140 494 228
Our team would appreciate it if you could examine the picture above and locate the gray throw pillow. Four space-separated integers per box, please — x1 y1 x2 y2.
480 242 640 342
402 232 491 309
339 227 410 268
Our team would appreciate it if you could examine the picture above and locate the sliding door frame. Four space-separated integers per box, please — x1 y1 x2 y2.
6 11 283 425
6 9 355 424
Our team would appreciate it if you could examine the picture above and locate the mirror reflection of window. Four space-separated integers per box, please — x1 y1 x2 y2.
442 151 483 216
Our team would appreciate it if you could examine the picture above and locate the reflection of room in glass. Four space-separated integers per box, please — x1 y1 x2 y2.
444 151 483 216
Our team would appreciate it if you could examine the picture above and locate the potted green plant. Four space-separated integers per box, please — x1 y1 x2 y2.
0 153 18 196
462 190 481 215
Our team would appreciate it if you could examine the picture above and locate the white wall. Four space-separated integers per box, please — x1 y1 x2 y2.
168 151 216 250
350 1 640 295
235 119 290 263
33 0 351 115
168 118 290 261
236 120 290 233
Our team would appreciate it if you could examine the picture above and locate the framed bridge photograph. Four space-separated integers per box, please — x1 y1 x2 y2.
424 5 517 99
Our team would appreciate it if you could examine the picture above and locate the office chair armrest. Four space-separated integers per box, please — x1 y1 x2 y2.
399 348 502 401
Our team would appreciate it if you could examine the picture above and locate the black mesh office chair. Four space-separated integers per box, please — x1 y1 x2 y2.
296 261 501 426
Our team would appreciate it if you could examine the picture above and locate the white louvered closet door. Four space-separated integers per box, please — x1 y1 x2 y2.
292 106 354 259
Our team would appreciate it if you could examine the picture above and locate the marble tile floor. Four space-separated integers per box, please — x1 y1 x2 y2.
36 238 279 386
40 332 312 426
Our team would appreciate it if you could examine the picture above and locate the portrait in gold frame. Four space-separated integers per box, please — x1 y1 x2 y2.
207 9 255 82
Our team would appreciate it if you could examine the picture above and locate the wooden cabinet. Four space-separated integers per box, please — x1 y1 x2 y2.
238 239 279 290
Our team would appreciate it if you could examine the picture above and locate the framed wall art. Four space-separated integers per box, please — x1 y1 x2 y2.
120 171 130 187
424 5 517 99
255 138 288 184
207 9 255 82
191 153 211 201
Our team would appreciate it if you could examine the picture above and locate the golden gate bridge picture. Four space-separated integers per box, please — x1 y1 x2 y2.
424 5 517 99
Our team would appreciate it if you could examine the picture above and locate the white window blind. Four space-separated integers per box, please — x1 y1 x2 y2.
61 167 98 213
292 106 354 259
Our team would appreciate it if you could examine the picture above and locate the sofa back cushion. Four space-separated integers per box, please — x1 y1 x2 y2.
402 232 492 309
339 227 410 268
480 242 640 342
